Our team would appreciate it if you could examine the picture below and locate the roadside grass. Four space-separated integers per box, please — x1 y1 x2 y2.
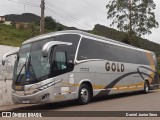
0 24 39 47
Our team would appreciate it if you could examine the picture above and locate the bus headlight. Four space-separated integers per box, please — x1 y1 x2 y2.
14 89 39 96
24 89 39 95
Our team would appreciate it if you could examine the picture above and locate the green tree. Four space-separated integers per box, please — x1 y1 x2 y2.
57 25 64 31
106 0 159 42
45 16 57 31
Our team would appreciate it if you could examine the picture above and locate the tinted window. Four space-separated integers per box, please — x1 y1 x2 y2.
78 38 108 60
50 34 81 77
56 34 80 62
77 38 127 62
77 37 150 65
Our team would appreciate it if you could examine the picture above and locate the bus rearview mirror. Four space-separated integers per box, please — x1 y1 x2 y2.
2 50 19 65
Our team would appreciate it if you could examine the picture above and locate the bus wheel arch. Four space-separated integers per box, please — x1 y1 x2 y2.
144 79 150 94
78 81 93 105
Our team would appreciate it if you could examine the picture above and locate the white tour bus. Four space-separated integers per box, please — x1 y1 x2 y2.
2 30 159 104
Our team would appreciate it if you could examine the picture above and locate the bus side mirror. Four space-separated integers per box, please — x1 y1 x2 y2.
2 50 19 65
42 41 72 57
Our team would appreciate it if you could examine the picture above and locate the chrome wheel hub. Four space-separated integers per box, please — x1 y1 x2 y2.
80 88 89 102
145 84 149 92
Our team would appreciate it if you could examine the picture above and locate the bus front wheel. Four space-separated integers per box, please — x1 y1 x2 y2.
78 84 91 105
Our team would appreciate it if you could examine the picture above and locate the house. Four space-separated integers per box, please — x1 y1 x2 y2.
0 16 5 22
0 16 12 25
15 22 30 29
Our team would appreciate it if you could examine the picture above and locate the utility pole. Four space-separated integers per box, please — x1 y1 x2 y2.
24 4 25 13
40 0 45 34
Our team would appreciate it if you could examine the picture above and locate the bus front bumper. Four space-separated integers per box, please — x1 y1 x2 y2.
12 87 55 104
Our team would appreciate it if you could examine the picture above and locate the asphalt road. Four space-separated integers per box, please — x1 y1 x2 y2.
6 89 160 119
13 89 160 112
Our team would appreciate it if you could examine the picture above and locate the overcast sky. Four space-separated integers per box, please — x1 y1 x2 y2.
0 0 160 44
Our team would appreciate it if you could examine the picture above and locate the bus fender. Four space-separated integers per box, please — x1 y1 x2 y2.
75 79 93 98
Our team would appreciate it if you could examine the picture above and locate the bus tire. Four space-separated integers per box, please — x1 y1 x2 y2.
78 84 91 105
144 81 149 94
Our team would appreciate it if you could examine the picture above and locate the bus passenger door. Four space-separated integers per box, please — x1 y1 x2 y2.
51 50 75 102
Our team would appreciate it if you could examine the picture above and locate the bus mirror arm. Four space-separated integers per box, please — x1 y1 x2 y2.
42 41 72 57
2 50 19 65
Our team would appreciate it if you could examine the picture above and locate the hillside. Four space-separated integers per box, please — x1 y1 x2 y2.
0 24 39 46
1 13 160 56
91 24 160 56
4 13 40 23
0 20 160 74
0 23 160 55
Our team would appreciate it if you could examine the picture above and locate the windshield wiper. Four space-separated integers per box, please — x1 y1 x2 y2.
16 57 29 83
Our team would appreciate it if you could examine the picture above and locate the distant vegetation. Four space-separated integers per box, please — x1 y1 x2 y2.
106 0 159 45
0 24 39 46
0 14 160 75
0 15 76 46
90 24 160 75
91 24 160 56
1 20 160 55
5 13 40 23
0 21 160 57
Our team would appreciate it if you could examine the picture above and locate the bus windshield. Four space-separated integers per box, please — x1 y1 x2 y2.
13 40 51 85
13 34 80 85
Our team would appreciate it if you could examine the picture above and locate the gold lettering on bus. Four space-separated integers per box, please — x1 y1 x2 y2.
105 62 125 72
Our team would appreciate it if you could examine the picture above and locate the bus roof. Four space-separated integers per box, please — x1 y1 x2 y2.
22 30 152 53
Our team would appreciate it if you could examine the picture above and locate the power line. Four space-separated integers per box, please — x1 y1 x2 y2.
17 0 39 5
82 0 106 15
46 0 93 29
8 0 95 30
46 8 90 30
8 0 39 7
52 0 107 25
80 0 108 23
8 0 39 13
46 7 90 30
0 5 21 6
46 0 92 29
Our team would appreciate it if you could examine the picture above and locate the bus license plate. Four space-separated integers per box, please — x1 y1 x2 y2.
15 85 22 90
22 100 30 103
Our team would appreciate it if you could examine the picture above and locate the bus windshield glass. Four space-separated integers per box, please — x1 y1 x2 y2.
13 40 51 84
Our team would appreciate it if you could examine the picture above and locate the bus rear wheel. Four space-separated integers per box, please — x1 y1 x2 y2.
78 84 91 105
144 81 149 94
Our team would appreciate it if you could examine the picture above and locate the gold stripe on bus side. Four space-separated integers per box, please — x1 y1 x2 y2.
110 82 144 91
62 81 144 91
